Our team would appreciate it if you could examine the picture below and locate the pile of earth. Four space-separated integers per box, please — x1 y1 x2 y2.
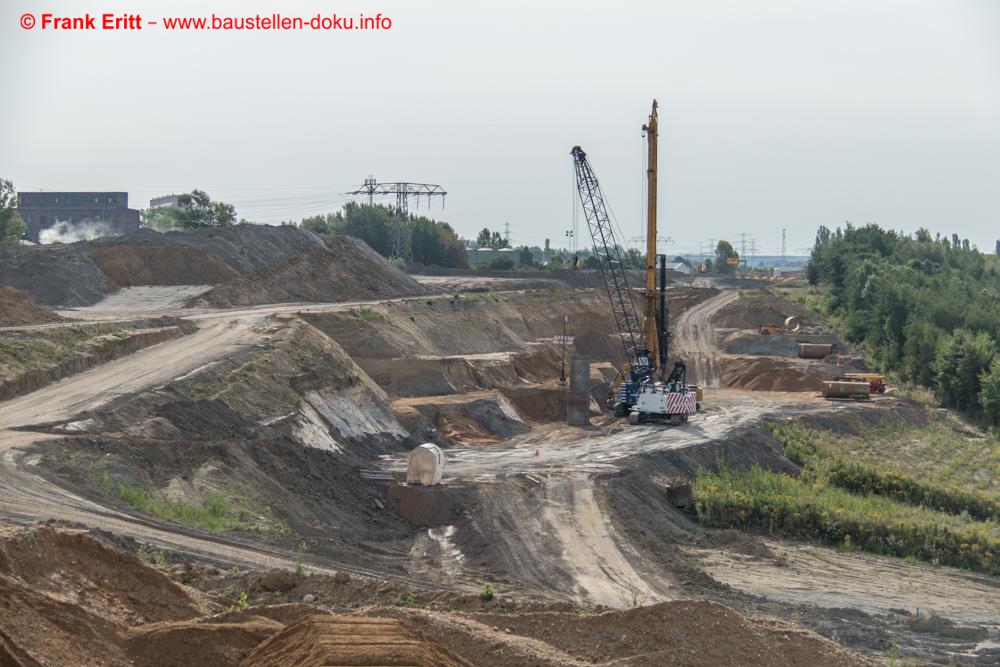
712 290 819 329
187 235 430 308
89 244 238 287
0 522 463 667
720 357 827 392
0 241 116 307
378 600 873 666
193 553 871 666
95 224 325 274
0 284 65 326
0 225 402 308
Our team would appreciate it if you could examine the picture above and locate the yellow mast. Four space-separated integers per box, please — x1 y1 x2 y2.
642 100 659 374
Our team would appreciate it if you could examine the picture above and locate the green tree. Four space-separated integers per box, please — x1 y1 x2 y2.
933 329 996 414
296 203 466 268
517 246 534 267
474 227 509 249
0 179 26 244
145 190 237 229
141 206 181 231
300 214 337 235
714 240 738 274
978 357 1000 426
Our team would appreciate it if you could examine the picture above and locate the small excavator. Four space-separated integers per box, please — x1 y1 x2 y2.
571 101 698 424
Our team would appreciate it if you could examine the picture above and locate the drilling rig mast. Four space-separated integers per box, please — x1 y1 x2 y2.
571 100 697 423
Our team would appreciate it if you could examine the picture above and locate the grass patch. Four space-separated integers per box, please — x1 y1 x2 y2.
115 481 260 533
694 464 1000 574
349 306 384 321
774 423 1000 520
0 323 130 378
774 421 1000 500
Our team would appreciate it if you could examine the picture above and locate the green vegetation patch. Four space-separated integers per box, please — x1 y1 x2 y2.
774 422 1000 501
694 464 1000 574
0 323 131 378
105 475 282 533
695 422 1000 574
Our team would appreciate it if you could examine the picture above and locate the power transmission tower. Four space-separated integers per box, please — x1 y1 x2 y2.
345 176 447 262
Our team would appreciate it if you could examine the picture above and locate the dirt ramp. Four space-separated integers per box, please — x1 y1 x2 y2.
90 245 238 286
190 236 428 308
0 284 65 326
241 614 470 667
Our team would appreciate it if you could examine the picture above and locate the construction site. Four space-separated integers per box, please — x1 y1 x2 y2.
0 94 997 667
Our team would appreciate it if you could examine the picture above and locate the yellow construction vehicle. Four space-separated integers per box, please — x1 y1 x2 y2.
758 324 781 335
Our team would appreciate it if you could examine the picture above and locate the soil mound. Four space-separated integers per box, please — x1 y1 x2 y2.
0 243 116 307
721 357 826 392
374 599 872 667
90 245 238 286
713 291 818 329
0 524 210 625
0 284 65 326
0 573 129 666
190 235 429 308
126 617 283 667
447 600 870 666
0 225 327 307
241 614 470 667
105 224 326 274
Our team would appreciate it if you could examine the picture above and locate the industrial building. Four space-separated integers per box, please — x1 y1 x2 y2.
16 192 140 243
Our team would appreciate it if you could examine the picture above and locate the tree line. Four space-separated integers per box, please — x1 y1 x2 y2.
299 203 467 268
807 223 1000 424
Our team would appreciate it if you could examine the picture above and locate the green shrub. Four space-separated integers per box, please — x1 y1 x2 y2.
828 461 1000 522
479 582 495 602
694 465 1000 574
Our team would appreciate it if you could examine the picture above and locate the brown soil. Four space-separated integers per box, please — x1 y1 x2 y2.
720 357 827 392
125 617 283 667
0 572 129 666
379 601 873 667
189 236 429 308
241 614 470 666
712 290 818 329
90 245 238 286
395 391 531 444
0 524 212 626
0 284 64 326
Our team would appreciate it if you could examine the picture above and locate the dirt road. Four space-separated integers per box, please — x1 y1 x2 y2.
672 289 739 386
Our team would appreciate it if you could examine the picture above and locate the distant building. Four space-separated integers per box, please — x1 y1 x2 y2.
17 192 140 243
150 194 179 209
665 261 691 275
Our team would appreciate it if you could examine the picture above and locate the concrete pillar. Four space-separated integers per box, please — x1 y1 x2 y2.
567 354 590 426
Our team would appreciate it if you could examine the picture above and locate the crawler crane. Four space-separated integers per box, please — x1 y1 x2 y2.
571 101 697 424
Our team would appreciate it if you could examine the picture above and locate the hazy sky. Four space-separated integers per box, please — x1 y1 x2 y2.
3 0 998 254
